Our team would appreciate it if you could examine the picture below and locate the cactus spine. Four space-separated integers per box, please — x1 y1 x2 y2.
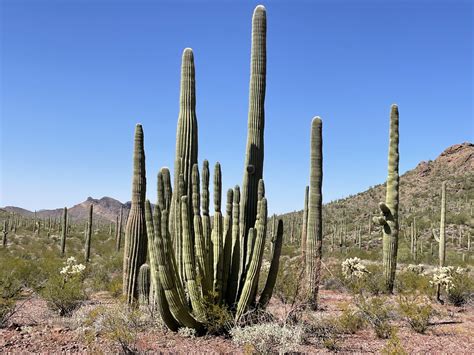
373 104 400 293
306 117 323 310
240 5 266 256
123 124 148 304
116 206 123 251
85 204 93 262
61 207 67 256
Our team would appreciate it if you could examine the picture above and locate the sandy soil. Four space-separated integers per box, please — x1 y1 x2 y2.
1 289 473 353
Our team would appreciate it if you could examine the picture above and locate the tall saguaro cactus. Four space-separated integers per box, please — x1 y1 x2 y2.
85 204 93 262
306 117 323 310
123 124 148 304
373 104 400 293
240 5 267 252
61 207 68 256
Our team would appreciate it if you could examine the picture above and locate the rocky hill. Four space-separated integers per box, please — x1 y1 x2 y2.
3 197 130 223
278 142 473 239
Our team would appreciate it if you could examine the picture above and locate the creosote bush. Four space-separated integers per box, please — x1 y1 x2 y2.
397 294 434 334
354 295 394 339
336 303 366 334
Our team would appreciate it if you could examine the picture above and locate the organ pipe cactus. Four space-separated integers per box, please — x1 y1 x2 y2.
373 104 400 293
84 204 93 262
240 5 266 257
170 48 199 276
123 124 148 304
61 207 67 256
139 5 280 333
306 117 323 310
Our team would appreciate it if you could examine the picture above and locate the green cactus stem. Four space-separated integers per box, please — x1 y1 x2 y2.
306 117 323 310
373 104 400 293
123 124 148 304
85 204 93 262
240 5 267 257
61 207 67 256
138 263 151 306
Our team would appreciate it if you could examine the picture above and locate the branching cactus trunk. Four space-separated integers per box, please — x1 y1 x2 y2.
123 124 148 304
85 204 93 262
306 117 323 310
61 207 68 256
373 104 400 293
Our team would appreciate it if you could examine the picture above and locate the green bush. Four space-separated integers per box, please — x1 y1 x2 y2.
396 269 432 296
0 272 22 327
397 295 434 334
336 304 366 334
354 296 394 339
41 257 87 316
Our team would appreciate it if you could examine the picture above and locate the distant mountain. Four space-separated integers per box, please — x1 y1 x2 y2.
3 197 130 223
3 143 473 229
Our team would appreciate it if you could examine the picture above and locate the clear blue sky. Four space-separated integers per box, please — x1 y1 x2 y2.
1 0 472 214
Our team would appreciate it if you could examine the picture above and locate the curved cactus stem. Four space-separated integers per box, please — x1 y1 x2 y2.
181 196 207 321
236 197 268 321
145 200 180 331
258 218 283 309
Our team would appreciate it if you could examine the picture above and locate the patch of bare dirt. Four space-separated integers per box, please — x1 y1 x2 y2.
1 290 473 353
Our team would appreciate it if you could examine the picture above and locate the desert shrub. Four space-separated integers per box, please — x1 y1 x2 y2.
230 322 305 354
42 257 87 316
396 267 432 296
304 314 341 351
0 272 22 327
83 303 148 354
381 330 407 355
336 304 366 334
340 258 385 296
107 275 123 298
202 292 234 335
354 296 394 339
397 295 434 334
431 266 474 306
274 256 306 304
